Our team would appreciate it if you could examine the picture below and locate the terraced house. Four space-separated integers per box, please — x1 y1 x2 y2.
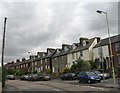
34 48 55 73
67 37 100 68
93 34 120 70
5 35 120 74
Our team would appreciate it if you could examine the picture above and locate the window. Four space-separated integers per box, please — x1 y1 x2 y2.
46 65 47 69
118 55 120 64
41 66 43 71
41 60 43 64
26 63 28 67
48 66 50 69
115 42 120 52
45 59 47 63
80 51 83 56
72 53 74 59
35 62 37 65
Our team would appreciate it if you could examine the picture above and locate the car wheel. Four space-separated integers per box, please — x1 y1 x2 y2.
87 80 91 84
98 80 101 83
79 79 81 83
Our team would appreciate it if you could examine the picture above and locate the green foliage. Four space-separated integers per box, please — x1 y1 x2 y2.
15 69 28 76
33 70 37 74
89 59 99 69
61 67 71 73
45 69 51 74
70 59 91 73
6 68 16 75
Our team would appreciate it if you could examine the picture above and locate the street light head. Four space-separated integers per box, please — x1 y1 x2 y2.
96 10 102 13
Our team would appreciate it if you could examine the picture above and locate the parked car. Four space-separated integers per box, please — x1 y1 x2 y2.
78 71 101 84
93 71 110 79
28 74 38 81
38 74 51 81
61 73 77 80
20 75 29 81
6 75 15 80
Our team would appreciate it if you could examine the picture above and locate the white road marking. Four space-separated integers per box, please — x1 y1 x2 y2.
52 88 61 91
81 85 105 90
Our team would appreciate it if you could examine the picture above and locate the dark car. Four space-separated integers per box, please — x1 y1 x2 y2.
28 74 38 81
61 73 77 80
38 74 51 81
93 71 110 79
78 71 101 84
20 75 29 81
6 75 15 80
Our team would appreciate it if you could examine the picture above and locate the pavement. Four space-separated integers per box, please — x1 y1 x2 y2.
53 77 120 90
89 77 120 89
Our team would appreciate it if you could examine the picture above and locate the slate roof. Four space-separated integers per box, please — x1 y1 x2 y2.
52 49 61 58
42 50 56 59
93 34 120 48
74 37 96 52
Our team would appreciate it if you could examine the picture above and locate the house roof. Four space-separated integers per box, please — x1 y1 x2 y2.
93 34 120 48
52 49 61 58
74 37 96 52
42 49 56 59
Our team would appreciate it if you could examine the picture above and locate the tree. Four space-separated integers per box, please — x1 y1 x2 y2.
6 68 16 75
70 59 91 73
89 59 99 70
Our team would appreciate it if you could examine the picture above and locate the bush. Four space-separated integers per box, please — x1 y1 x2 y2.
45 69 51 74
6 68 16 75
70 59 91 73
15 69 28 76
61 67 71 73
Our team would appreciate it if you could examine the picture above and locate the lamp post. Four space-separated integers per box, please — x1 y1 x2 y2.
28 52 34 74
96 10 116 84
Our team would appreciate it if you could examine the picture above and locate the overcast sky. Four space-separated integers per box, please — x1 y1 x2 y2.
0 0 119 64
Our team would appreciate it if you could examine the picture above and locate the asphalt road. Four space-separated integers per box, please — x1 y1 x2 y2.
3 79 118 92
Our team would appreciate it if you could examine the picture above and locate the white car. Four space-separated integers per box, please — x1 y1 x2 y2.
94 71 110 79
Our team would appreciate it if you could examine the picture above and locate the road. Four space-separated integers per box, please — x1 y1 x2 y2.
3 80 118 93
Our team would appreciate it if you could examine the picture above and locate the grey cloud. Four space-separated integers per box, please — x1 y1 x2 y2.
0 2 118 63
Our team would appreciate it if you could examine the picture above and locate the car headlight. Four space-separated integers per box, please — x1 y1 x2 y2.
90 77 94 79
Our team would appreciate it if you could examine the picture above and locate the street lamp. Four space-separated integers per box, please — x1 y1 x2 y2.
28 52 34 74
96 10 116 84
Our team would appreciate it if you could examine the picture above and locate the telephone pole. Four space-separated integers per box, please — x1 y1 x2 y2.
1 17 7 67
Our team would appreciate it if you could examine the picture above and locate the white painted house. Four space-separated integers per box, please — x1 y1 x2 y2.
67 37 100 68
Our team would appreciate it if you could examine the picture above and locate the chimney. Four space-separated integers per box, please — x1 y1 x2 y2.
47 48 55 54
37 52 47 57
62 44 70 51
96 37 101 43
29 55 34 59
35 55 38 59
22 58 26 62
56 48 61 53
16 59 20 62
79 37 89 44
11 61 14 64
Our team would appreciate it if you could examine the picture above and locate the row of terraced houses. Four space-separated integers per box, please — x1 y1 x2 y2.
5 34 120 73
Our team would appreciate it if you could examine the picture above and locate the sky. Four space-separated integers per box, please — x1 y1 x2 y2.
0 0 119 65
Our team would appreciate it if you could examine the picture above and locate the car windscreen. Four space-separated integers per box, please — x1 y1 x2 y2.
94 71 101 74
86 72 97 76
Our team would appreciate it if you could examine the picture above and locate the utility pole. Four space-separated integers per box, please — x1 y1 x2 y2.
1 17 7 67
1 17 7 88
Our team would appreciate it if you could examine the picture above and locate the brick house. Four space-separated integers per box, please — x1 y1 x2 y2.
93 34 120 69
52 44 71 73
